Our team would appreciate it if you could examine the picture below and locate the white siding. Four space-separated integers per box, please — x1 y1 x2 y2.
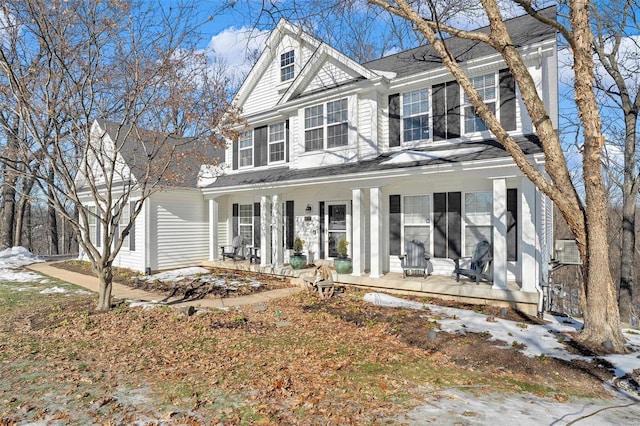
304 58 361 93
152 189 209 271
357 91 378 160
378 92 389 153
242 36 317 116
112 201 145 272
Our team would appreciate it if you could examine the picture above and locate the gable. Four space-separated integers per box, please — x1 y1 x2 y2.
76 121 132 190
296 56 365 97
235 22 321 116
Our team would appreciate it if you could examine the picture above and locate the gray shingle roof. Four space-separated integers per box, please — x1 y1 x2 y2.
205 135 542 189
96 119 224 188
364 7 557 78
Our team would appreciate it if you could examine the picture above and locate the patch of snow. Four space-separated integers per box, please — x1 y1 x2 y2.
397 388 640 426
379 146 485 165
128 300 164 310
364 292 640 378
40 286 68 294
0 246 44 268
197 164 224 187
0 268 43 283
145 267 210 282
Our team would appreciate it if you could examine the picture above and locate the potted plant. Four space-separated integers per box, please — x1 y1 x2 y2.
334 238 352 274
290 236 307 269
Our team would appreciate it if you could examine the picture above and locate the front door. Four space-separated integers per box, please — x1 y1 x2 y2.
325 202 349 258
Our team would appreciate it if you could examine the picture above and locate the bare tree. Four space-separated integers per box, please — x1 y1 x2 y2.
360 0 627 351
590 0 640 324
0 0 235 311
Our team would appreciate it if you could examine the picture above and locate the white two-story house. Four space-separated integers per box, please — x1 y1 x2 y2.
201 7 557 313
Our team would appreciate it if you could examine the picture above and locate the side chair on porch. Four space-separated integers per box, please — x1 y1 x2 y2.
220 235 245 261
454 239 492 284
398 239 430 278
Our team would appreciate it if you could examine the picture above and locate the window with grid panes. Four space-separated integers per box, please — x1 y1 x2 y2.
464 74 496 133
118 202 130 248
404 195 431 251
464 192 493 256
304 104 324 151
402 88 430 142
269 122 285 163
88 206 99 247
238 204 253 246
238 131 253 167
327 98 348 148
280 50 295 82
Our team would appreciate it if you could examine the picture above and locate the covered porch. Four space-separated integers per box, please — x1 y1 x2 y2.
201 258 541 316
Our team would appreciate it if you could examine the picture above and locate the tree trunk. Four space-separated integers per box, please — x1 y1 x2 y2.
96 264 113 311
0 130 19 248
618 111 638 324
619 185 636 324
47 166 59 255
13 175 35 247
570 2 626 352
24 198 32 251
0 170 16 248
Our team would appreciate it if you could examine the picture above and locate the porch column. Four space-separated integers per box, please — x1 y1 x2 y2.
208 199 218 261
370 187 383 278
492 178 508 290
521 178 538 292
272 194 284 267
260 195 272 266
351 188 365 276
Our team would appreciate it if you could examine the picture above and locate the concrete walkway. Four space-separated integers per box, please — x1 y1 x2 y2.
27 262 303 309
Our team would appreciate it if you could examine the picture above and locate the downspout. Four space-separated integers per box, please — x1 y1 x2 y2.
144 198 151 275
535 189 550 318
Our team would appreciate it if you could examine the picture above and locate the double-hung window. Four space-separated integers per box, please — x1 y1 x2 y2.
118 202 130 249
280 50 295 82
404 195 431 251
304 104 324 151
238 131 253 168
88 206 100 247
402 88 430 142
464 192 493 256
238 204 253 246
327 99 348 148
269 122 285 163
304 98 349 151
464 74 496 133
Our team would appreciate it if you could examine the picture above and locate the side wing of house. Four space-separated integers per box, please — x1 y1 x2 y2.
148 188 209 272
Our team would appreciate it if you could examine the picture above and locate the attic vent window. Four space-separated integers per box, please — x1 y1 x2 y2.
280 50 295 82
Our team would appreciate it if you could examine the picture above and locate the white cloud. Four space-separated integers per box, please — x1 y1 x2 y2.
202 26 269 86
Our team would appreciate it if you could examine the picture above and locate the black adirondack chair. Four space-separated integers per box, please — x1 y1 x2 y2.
220 235 245 261
398 239 430 278
454 239 492 283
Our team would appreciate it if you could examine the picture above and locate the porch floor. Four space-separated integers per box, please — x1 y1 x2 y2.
201 259 540 316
